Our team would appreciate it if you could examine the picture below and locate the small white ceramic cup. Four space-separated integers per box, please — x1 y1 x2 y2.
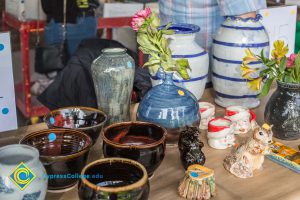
224 106 256 134
199 102 215 130
207 118 235 149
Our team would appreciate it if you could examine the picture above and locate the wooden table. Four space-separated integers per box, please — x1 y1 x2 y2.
0 89 299 200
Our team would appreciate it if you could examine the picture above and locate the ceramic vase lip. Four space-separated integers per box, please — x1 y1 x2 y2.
0 144 40 166
224 14 262 22
277 80 300 90
80 157 148 193
101 47 127 55
160 23 200 34
19 128 93 161
102 121 167 149
43 106 107 131
208 118 232 132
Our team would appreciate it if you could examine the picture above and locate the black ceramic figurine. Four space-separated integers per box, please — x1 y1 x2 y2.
178 126 205 169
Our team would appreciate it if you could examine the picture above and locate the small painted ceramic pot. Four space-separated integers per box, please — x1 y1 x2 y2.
0 144 47 200
225 106 257 134
20 129 92 191
207 118 235 149
102 121 167 177
44 106 107 144
199 102 215 130
178 164 215 200
78 158 150 200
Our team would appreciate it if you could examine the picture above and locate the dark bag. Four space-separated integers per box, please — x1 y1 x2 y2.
34 42 69 74
35 0 68 74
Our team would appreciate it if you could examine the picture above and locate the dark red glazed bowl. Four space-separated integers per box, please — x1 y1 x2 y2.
102 121 167 177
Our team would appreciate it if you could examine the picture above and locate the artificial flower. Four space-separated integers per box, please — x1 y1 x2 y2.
131 7 152 31
242 48 258 64
240 64 257 79
287 53 297 68
247 77 263 91
271 40 289 61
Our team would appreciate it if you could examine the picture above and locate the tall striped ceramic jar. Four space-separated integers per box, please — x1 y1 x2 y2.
151 23 209 100
212 15 269 108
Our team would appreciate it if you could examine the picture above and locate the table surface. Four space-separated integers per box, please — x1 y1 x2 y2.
1 89 299 200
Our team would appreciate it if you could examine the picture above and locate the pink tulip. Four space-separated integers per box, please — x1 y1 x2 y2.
131 7 152 31
287 53 297 68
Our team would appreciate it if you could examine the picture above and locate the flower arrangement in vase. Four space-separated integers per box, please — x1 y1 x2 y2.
241 40 300 140
132 8 200 144
131 7 191 79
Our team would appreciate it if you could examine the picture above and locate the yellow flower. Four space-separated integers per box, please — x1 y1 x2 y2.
271 40 288 61
247 77 263 91
242 48 257 64
240 64 257 79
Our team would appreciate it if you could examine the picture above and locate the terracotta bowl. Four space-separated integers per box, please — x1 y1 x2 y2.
78 158 149 200
44 107 107 144
102 121 167 177
19 129 92 190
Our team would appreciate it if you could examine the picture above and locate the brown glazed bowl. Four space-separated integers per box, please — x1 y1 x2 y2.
78 158 149 200
44 107 107 144
19 129 92 190
102 121 167 177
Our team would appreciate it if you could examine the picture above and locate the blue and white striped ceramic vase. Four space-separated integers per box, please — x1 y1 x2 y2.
137 71 200 144
151 23 209 100
212 14 269 108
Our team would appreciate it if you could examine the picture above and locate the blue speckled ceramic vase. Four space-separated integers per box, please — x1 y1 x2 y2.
137 71 200 144
91 48 135 125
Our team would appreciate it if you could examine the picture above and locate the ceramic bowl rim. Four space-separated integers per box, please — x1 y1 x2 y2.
102 121 167 149
0 144 40 166
80 157 148 193
43 106 107 131
208 118 232 132
19 128 92 161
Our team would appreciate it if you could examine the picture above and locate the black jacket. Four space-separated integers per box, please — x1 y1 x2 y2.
41 0 99 23
38 39 152 110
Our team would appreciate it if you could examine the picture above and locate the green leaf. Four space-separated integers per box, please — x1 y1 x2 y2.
259 68 271 77
279 57 287 73
175 58 191 80
143 59 160 67
161 30 175 35
164 22 172 30
258 78 274 97
260 49 267 63
176 59 191 70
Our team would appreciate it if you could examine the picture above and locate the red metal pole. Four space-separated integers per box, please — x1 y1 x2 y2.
1 11 9 31
20 23 31 118
106 28 113 40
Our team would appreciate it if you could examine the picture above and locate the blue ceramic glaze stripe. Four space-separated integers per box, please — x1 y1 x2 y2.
151 74 208 82
212 72 259 82
221 24 265 30
212 55 262 65
172 51 207 58
213 39 269 48
216 91 259 99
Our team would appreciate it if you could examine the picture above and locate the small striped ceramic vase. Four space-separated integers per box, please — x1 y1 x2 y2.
212 14 269 108
151 23 209 100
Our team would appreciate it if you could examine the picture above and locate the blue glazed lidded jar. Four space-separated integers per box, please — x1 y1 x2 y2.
137 71 200 144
